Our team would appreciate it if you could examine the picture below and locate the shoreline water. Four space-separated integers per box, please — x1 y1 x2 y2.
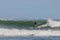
0 36 60 40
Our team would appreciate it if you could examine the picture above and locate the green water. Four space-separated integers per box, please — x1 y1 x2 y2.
0 20 47 27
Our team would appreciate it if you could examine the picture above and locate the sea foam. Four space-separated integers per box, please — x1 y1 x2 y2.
0 28 60 37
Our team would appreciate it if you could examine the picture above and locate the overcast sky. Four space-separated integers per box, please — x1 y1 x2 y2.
0 0 60 19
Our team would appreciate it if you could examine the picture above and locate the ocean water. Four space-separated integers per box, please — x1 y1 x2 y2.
0 36 60 40
0 25 60 40
0 19 60 40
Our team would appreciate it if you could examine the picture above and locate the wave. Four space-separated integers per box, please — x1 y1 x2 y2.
0 18 60 37
0 27 60 37
38 18 60 28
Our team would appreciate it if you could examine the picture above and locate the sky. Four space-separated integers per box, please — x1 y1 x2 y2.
0 0 60 19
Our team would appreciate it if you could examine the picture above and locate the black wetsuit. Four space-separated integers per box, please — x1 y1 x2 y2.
33 22 37 29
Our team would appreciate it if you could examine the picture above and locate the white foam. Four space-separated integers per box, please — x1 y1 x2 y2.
47 18 60 27
0 28 60 37
38 18 60 28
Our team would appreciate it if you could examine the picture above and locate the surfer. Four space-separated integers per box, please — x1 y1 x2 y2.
33 22 37 29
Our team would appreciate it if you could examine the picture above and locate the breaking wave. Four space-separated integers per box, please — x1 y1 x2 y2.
0 25 60 37
0 18 60 37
